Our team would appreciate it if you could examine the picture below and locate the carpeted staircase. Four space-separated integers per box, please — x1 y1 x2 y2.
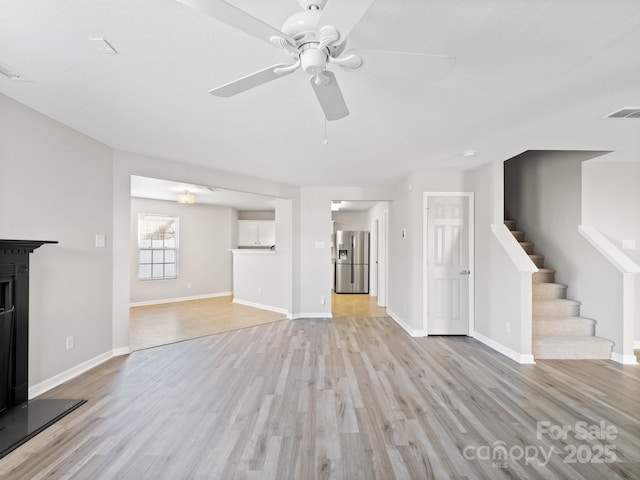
504 217 614 359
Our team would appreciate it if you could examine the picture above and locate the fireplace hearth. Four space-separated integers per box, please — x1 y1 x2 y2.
0 240 85 458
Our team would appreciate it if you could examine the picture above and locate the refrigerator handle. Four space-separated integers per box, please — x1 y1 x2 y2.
351 235 355 284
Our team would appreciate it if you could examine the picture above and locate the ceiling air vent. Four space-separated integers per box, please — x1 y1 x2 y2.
605 107 640 119
0 62 29 81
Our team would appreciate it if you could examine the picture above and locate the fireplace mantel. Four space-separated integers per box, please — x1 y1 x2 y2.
0 239 58 254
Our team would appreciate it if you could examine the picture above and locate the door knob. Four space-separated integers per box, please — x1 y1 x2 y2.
460 270 471 275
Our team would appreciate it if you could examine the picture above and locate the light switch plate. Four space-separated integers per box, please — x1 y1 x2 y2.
95 234 106 248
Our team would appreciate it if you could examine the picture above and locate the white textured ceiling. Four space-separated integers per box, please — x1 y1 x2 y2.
1 0 639 187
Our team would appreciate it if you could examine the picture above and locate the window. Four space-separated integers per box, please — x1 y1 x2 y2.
138 214 178 280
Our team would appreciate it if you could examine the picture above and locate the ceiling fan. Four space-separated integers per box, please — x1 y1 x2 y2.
176 0 455 120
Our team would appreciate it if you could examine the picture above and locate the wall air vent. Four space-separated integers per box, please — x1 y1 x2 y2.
0 62 29 81
605 107 640 119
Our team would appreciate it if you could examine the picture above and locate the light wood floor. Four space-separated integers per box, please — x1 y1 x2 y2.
2 317 639 479
130 293 386 351
129 296 286 350
331 292 388 318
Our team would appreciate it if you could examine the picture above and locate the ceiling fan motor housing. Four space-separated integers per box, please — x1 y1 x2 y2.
300 44 327 75
281 10 321 43
280 8 346 75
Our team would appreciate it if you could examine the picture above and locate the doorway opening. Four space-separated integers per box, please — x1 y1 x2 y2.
129 175 288 350
331 200 389 318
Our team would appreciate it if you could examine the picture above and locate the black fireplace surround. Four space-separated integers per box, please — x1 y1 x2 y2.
0 240 85 458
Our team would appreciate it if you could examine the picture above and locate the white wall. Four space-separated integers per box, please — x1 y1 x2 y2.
332 211 369 231
231 252 287 313
583 160 640 347
387 170 468 335
130 197 234 304
298 187 394 317
367 202 390 299
0 94 114 386
238 210 275 221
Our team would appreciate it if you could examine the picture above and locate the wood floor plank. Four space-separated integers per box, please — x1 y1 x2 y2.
1 317 639 479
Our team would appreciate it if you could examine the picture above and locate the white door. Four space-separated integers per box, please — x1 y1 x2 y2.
426 195 471 335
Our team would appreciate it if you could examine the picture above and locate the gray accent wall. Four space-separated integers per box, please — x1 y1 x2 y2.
0 94 114 386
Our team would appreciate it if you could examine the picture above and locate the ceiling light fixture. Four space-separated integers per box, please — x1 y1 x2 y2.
177 190 196 204
462 150 477 158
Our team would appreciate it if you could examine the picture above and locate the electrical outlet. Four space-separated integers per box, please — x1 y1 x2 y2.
66 335 74 351
505 322 511 333
320 295 325 305
258 288 262 296
186 282 192 289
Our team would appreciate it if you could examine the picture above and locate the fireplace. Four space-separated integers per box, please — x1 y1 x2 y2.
0 240 85 458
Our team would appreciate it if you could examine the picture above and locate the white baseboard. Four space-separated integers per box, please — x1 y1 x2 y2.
112 346 131 356
28 348 128 399
611 351 639 365
387 309 427 337
473 332 536 364
130 292 232 307
232 298 288 316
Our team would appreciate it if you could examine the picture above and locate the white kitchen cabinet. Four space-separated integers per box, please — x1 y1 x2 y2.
238 221 276 247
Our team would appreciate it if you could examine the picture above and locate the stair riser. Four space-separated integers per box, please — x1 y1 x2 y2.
533 271 555 283
533 320 595 336
530 256 545 268
534 303 580 317
505 220 517 230
533 284 567 300
533 344 612 360
520 243 535 254
511 231 525 242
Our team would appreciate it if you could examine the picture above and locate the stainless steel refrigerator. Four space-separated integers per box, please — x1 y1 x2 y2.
334 230 369 294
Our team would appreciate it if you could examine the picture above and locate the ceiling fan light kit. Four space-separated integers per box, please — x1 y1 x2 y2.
177 0 455 121
177 190 196 204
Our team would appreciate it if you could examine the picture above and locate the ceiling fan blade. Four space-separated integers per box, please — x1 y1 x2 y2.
176 0 294 47
209 64 294 97
316 0 375 45
310 71 349 121
342 49 456 81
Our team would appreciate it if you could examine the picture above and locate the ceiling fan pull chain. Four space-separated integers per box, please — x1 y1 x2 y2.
323 108 328 145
